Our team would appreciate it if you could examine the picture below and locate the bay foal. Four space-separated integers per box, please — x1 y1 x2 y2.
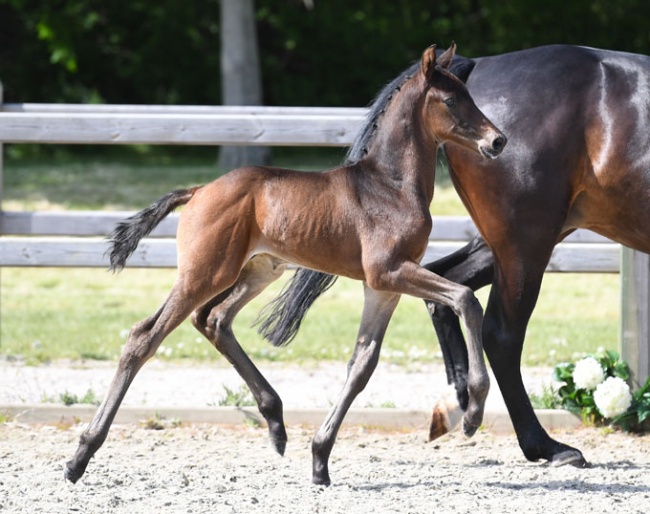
65 44 505 486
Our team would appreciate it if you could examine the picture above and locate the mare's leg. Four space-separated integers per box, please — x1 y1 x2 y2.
191 255 289 454
311 285 400 486
422 235 494 438
65 280 216 483
485 247 586 467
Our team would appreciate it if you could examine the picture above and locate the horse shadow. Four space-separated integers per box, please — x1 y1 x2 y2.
352 459 650 495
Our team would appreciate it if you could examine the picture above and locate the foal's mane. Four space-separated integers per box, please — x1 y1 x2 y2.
255 51 476 348
345 53 476 164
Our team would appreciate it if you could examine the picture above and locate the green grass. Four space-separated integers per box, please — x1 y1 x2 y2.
42 388 101 406
217 385 256 407
2 151 462 213
1 149 348 211
0 154 621 367
0 266 619 367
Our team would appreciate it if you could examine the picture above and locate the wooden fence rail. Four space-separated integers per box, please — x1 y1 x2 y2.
0 100 647 382
0 104 365 146
0 210 618 271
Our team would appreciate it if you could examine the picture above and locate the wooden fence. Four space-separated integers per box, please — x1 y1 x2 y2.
0 96 647 381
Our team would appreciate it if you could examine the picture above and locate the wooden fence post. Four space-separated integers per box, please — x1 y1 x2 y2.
0 80 3 210
0 80 3 352
621 247 650 386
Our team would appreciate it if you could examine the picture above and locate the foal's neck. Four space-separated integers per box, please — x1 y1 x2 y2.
362 81 438 206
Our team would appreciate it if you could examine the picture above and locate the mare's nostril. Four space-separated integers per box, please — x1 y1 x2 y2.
492 135 506 152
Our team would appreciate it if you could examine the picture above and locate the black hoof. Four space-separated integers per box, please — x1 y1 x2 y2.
312 474 331 487
550 450 589 468
64 464 82 484
462 418 480 438
271 437 287 457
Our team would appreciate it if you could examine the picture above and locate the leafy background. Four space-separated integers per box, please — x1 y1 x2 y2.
2 0 649 106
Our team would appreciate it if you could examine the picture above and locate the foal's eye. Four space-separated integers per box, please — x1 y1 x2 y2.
443 97 456 108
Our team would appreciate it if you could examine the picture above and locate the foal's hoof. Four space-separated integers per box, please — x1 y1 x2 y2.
550 449 589 468
271 437 287 457
312 460 331 487
462 418 480 438
64 464 82 484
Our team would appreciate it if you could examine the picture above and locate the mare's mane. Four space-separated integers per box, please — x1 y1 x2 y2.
346 53 476 164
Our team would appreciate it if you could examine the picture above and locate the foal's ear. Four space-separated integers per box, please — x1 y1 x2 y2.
437 42 457 69
421 44 437 81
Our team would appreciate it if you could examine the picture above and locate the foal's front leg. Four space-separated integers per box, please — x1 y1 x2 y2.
422 235 494 438
311 286 400 486
368 259 490 437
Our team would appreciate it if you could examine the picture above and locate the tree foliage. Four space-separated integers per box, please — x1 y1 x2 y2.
1 0 649 106
0 0 221 104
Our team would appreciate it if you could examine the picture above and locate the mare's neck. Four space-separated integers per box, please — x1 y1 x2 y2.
362 85 438 206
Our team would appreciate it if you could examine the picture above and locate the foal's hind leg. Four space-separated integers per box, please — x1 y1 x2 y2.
191 255 289 454
311 285 400 486
65 281 213 483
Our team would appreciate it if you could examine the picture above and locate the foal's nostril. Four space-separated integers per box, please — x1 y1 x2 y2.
492 135 506 153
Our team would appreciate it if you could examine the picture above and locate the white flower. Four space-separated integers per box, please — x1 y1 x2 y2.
572 357 605 390
158 345 173 358
593 376 632 418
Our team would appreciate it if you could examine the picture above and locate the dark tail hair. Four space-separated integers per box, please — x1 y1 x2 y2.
256 268 338 347
107 187 200 272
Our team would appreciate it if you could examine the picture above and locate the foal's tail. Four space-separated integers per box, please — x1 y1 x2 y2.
108 187 201 272
256 268 338 347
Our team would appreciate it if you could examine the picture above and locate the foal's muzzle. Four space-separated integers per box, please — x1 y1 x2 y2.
479 132 507 159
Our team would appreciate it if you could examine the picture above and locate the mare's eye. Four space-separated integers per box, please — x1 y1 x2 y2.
444 97 456 107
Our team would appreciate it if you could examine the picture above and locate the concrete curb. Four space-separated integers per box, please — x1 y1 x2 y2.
0 404 582 434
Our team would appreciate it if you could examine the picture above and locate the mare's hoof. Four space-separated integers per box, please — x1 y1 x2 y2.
271 437 287 457
312 474 331 487
550 450 589 468
64 464 82 484
428 406 450 441
428 386 464 441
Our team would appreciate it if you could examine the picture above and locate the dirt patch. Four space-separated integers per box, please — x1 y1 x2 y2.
1 422 649 513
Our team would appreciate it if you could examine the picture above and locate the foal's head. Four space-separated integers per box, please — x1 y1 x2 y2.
419 44 506 159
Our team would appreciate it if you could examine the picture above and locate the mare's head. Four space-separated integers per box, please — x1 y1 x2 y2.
419 44 506 159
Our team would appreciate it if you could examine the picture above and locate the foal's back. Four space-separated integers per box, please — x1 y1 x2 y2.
177 164 371 279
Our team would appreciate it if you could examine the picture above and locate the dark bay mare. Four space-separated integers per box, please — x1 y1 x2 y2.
261 44 650 468
64 45 506 486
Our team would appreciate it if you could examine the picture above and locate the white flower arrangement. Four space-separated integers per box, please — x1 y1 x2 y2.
553 350 650 431
593 376 633 419
572 356 605 391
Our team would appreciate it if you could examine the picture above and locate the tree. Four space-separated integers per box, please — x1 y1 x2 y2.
218 0 270 169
